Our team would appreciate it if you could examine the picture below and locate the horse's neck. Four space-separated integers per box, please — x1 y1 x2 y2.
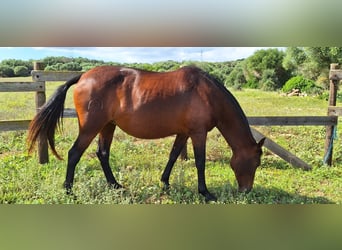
217 120 255 152
215 95 256 152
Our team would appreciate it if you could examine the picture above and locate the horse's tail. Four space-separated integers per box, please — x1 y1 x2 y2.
27 74 82 160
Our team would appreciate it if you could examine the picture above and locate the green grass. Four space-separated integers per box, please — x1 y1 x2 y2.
0 79 341 204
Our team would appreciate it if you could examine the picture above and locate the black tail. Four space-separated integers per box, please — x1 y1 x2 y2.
28 74 82 159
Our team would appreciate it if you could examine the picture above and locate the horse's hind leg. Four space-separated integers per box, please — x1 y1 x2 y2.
161 134 188 189
64 111 111 194
64 131 98 193
96 122 122 189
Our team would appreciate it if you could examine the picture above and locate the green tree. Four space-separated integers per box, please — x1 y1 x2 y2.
243 48 289 90
0 65 14 77
282 47 307 74
43 56 72 66
151 60 180 72
14 66 29 76
80 63 95 71
283 47 342 81
44 63 64 71
208 62 236 85
44 65 58 71
246 49 289 88
261 69 277 91
60 62 82 71
225 61 246 89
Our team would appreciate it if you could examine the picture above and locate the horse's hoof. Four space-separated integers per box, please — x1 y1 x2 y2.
65 188 73 195
64 186 77 200
206 198 217 203
162 182 170 192
202 192 217 203
108 182 123 189
64 182 73 194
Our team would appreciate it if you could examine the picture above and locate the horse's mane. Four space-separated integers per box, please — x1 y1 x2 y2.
189 66 250 127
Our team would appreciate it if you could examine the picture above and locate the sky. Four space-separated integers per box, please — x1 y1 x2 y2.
0 47 278 63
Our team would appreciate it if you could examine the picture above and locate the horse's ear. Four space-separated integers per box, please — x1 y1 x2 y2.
258 137 266 147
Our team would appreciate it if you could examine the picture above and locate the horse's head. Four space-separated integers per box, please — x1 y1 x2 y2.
230 138 265 193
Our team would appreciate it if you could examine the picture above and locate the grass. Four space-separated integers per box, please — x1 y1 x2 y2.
0 79 341 204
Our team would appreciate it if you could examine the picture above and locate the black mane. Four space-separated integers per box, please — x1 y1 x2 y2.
196 67 250 127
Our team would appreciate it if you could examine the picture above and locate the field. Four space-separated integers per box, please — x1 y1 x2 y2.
0 78 341 204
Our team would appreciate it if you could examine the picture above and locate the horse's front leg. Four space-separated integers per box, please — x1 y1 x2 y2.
179 142 189 160
191 133 217 202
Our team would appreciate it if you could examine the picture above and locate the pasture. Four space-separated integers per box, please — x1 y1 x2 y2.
0 77 341 204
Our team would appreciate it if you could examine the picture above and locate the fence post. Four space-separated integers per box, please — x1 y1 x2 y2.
33 62 49 164
324 63 339 166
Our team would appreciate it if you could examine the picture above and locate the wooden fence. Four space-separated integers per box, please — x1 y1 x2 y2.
0 63 341 169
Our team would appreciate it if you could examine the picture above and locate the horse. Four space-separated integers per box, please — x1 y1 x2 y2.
28 65 265 202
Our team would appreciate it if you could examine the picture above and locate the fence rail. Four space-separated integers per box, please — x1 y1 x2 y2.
1 62 341 168
1 115 337 132
0 81 45 92
31 71 82 82
0 120 31 131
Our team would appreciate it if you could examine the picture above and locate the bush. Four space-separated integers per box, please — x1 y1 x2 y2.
225 61 246 89
14 66 29 77
0 65 14 77
244 79 259 89
282 76 322 94
262 79 277 91
60 62 82 71
261 69 278 91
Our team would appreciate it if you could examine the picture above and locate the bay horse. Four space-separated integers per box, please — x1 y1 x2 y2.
28 66 265 202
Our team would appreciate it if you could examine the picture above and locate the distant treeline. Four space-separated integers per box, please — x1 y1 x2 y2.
1 47 341 93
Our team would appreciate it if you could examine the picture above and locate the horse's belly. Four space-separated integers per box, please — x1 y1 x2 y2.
113 98 215 139
116 119 178 139
114 111 183 139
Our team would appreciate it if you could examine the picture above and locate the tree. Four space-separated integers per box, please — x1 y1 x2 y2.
44 65 58 71
283 47 342 82
261 69 277 91
0 65 14 77
42 56 72 66
243 48 290 90
225 61 246 89
151 60 180 72
44 63 64 71
282 47 307 74
60 62 82 71
14 66 29 77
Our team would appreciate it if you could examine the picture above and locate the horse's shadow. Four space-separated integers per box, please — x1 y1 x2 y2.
208 183 334 204
163 169 334 204
65 180 334 204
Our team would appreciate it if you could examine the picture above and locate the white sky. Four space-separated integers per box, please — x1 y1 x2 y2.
0 47 280 63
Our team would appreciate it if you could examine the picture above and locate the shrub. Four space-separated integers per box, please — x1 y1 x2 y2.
60 62 82 71
244 79 259 89
14 66 29 77
261 69 277 91
262 79 277 91
282 76 322 94
0 65 14 77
